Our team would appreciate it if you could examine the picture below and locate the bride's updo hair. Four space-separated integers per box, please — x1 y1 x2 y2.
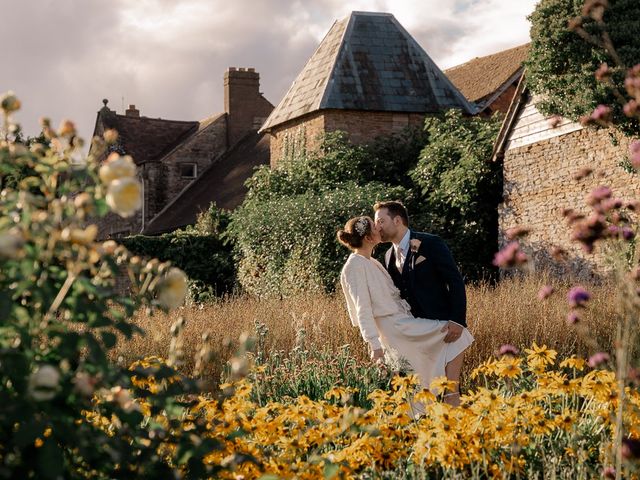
337 216 373 250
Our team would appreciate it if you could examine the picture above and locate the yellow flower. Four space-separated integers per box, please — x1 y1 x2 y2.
496 357 522 378
106 177 142 218
525 342 557 370
555 409 578 430
560 355 586 372
99 153 136 185
429 376 458 396
156 267 188 309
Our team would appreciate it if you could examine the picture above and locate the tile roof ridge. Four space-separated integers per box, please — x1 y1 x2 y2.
445 43 530 73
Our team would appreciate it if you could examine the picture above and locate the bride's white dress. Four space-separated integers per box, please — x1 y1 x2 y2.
340 253 474 391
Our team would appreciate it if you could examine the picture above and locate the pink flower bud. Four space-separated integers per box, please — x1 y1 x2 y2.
537 285 554 300
498 344 519 357
595 63 611 82
587 352 610 368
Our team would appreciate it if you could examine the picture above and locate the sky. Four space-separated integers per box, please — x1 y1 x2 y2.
0 0 538 143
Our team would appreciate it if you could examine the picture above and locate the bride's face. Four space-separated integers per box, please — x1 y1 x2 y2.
366 221 382 246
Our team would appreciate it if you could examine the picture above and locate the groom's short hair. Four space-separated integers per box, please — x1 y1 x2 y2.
374 201 409 226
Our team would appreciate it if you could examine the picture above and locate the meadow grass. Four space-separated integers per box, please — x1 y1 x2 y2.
113 273 623 390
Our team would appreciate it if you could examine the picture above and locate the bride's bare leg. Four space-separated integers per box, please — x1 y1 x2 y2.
444 352 464 406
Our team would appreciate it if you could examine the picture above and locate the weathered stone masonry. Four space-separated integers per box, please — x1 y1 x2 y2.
499 126 638 278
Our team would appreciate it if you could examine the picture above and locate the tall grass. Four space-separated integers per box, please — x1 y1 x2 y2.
113 274 622 390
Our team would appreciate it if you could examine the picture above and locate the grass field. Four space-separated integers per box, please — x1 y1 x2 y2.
113 273 622 389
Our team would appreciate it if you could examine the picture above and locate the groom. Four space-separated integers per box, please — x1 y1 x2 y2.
373 201 467 343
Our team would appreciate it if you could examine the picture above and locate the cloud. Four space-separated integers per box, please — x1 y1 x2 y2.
0 0 536 143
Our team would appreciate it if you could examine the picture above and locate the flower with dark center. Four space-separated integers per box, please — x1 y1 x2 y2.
568 287 591 308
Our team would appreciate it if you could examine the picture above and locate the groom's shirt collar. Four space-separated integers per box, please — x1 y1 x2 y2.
394 229 411 255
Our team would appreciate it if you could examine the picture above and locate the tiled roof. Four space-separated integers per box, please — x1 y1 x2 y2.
98 109 199 165
261 11 475 131
142 131 270 235
445 44 530 106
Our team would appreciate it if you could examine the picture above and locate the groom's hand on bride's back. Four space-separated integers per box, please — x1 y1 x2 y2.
442 321 463 343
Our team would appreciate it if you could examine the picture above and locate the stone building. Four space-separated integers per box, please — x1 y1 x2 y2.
91 67 273 238
260 11 475 167
492 75 638 278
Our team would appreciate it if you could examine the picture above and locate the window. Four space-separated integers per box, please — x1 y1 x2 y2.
180 163 197 178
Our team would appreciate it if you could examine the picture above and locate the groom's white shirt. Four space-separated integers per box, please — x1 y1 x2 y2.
385 229 410 270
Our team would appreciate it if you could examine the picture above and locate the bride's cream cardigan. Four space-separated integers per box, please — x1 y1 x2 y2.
340 252 411 351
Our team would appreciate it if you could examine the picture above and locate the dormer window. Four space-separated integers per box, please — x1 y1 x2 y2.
180 163 197 179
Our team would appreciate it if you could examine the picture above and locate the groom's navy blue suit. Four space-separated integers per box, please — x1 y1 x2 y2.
384 230 467 327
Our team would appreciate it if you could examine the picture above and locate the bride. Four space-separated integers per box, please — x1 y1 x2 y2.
337 215 474 406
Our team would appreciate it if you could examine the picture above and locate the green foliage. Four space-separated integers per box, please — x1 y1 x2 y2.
230 182 408 296
245 129 427 202
410 110 503 278
122 205 235 302
234 321 396 408
526 0 640 132
0 101 245 478
232 119 503 294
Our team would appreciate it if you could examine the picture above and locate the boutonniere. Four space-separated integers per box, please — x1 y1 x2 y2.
409 239 421 269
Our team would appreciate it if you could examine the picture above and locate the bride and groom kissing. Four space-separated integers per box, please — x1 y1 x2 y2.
338 201 473 406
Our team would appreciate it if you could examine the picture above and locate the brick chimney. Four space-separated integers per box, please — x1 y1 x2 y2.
125 105 140 118
224 67 273 147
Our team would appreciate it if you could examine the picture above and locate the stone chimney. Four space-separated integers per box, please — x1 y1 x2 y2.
224 67 273 147
125 105 140 117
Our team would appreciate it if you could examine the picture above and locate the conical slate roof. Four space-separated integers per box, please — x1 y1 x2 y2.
261 11 475 131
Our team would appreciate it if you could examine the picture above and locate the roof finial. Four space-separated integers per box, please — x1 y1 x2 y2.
102 98 109 107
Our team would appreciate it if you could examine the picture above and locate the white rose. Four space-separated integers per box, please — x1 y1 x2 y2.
157 268 188 309
28 365 61 401
106 177 142 218
0 228 25 259
99 153 136 185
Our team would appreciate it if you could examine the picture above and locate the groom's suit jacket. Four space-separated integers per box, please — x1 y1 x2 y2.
384 231 467 327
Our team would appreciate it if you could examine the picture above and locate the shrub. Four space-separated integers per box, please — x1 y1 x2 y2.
410 109 503 279
122 206 235 302
526 0 640 133
230 182 407 296
0 95 247 478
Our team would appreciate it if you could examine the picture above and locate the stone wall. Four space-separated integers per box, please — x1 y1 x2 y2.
499 126 638 278
268 114 325 167
155 115 228 220
269 110 425 167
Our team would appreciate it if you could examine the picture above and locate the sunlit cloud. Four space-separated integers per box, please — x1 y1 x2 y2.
0 0 536 142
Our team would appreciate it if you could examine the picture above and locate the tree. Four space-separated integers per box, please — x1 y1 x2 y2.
526 0 640 133
410 110 503 278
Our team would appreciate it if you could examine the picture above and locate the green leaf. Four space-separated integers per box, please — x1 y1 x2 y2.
100 331 117 348
37 439 64 479
323 461 340 479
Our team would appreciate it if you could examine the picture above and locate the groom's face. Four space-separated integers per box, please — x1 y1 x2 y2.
374 208 398 242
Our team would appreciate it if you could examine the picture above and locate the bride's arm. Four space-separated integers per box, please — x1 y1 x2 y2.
341 263 382 352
